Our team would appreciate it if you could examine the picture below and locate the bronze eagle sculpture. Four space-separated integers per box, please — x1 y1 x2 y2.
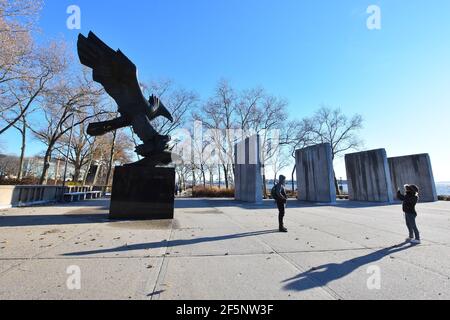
77 31 174 165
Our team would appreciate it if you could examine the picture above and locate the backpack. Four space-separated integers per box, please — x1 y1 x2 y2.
271 185 279 200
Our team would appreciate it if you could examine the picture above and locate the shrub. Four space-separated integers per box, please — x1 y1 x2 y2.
438 195 450 201
0 178 66 186
286 190 298 198
192 186 235 198
0 177 40 185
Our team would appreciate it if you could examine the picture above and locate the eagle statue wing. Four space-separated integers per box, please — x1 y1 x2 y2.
77 31 145 113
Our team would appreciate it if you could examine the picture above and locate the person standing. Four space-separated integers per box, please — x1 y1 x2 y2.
272 175 288 233
397 184 421 244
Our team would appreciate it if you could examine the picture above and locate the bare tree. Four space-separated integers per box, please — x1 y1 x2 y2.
310 106 364 194
192 129 215 187
193 80 238 189
54 121 94 182
7 105 28 180
235 87 264 133
1 41 67 135
0 0 44 129
29 72 106 185
89 130 134 186
0 44 66 182
280 119 315 191
192 80 290 192
0 0 37 77
0 154 19 180
0 24 31 90
175 164 191 192
270 146 291 186
20 155 39 179
0 0 42 33
251 94 288 197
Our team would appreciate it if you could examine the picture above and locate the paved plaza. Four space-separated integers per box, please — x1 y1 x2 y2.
0 198 449 300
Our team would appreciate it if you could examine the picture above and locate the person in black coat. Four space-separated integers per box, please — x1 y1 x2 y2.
397 184 421 244
273 175 288 233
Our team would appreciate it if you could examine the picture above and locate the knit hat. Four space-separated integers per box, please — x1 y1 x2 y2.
404 184 419 194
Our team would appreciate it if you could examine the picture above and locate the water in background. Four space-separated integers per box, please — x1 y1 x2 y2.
436 183 450 196
270 181 450 196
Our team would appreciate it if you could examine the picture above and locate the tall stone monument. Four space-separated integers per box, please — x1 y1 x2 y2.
234 135 263 203
345 149 394 203
388 154 438 202
296 143 336 203
77 32 176 219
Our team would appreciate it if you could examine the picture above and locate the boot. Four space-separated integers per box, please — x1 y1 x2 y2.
279 218 288 232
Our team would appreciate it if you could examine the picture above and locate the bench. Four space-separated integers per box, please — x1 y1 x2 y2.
63 191 103 202
63 192 87 202
85 191 103 199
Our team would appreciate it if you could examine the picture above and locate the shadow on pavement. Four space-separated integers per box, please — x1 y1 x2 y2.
0 212 111 227
1 198 397 228
282 241 417 292
0 200 111 227
175 198 397 210
62 229 278 256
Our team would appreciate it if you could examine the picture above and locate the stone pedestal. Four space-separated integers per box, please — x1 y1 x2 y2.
110 165 175 220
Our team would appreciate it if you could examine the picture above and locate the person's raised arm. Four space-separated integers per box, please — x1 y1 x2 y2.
397 189 406 201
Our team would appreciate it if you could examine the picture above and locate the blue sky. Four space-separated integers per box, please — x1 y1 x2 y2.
2 0 450 181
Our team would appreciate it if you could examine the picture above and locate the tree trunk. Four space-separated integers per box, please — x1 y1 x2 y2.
222 164 229 189
334 173 340 196
17 119 26 181
39 148 52 185
262 164 267 199
72 151 82 183
192 167 196 188
73 166 81 183
291 165 296 194
54 159 61 185
218 165 221 189
176 171 181 188
201 165 206 187
82 161 92 186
